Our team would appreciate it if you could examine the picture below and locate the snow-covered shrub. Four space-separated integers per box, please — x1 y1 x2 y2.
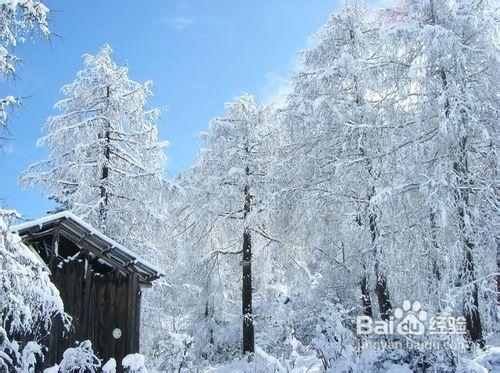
102 358 116 373
204 345 323 373
122 353 147 373
311 302 357 371
19 342 43 373
43 364 60 373
152 332 193 371
469 346 500 372
205 349 284 373
352 332 468 373
58 340 101 372
0 209 69 371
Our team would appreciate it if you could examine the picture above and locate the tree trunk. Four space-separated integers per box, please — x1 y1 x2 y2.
99 85 111 230
360 269 373 317
497 249 500 307
366 185 392 321
204 301 214 345
369 208 392 321
242 176 254 354
454 137 484 348
356 214 373 317
429 211 442 282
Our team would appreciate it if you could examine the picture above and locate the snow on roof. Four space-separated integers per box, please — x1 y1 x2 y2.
11 211 164 282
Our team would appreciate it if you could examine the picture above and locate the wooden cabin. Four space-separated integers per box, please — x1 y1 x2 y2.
11 212 163 371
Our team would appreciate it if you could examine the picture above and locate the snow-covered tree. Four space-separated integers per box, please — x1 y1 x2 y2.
19 45 176 366
0 209 69 371
151 0 497 369
384 0 499 347
277 1 396 320
20 44 168 261
181 94 271 356
0 0 50 132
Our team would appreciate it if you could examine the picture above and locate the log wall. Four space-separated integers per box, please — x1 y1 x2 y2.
43 254 142 371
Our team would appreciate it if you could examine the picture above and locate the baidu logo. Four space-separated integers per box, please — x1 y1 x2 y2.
356 300 466 336
394 300 427 335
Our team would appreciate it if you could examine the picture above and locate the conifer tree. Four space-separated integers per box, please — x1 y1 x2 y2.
21 45 168 260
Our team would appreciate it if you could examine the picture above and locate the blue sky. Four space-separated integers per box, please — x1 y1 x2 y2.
0 0 341 220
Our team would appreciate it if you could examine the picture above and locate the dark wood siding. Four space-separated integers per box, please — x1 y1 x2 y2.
35 238 142 371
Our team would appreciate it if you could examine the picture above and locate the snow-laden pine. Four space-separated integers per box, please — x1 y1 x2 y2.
383 0 499 348
19 45 176 366
277 1 396 322
0 0 50 130
21 44 168 262
179 95 271 360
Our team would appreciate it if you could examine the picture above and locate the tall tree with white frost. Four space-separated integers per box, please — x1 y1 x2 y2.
386 0 498 347
183 95 270 355
279 2 394 320
0 0 50 133
21 44 168 261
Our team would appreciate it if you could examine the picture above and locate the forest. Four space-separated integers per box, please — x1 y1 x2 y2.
0 0 499 372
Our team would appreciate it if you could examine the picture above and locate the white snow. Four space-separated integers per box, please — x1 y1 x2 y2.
11 211 164 277
122 353 147 372
102 358 117 373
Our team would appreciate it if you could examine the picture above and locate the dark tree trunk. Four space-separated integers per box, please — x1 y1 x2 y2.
99 85 111 229
374 266 391 321
454 137 484 348
429 211 442 282
462 241 483 348
205 301 214 345
242 175 254 354
369 208 392 321
497 251 500 306
356 210 373 317
360 269 373 317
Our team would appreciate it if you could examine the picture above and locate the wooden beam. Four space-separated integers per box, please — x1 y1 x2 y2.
51 227 60 257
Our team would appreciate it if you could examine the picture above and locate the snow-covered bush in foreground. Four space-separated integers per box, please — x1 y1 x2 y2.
43 345 149 373
469 347 500 372
163 300 499 372
57 341 101 373
122 353 147 373
102 358 117 373
310 303 357 371
0 209 68 371
202 342 500 373
151 332 193 371
43 340 105 373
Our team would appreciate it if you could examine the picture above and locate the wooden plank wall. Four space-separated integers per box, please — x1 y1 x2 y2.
42 253 142 371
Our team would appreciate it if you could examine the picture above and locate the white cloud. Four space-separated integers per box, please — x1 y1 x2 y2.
163 16 195 30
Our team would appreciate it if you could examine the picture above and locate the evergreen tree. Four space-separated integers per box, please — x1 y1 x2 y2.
183 94 270 355
0 0 50 134
388 0 498 346
279 2 394 319
21 44 168 261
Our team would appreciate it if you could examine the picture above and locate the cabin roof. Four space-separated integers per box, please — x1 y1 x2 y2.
11 211 164 283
